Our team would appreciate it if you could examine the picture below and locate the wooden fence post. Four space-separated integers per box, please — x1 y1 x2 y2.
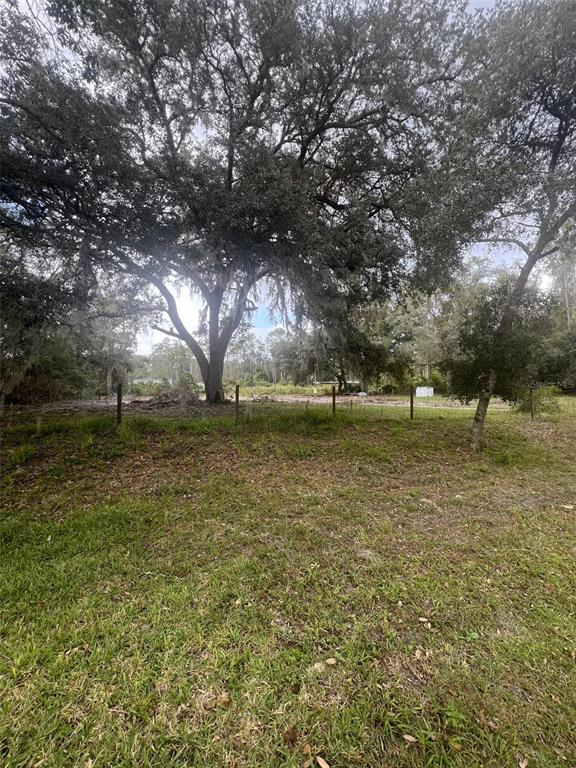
116 382 123 426
410 385 414 420
332 385 336 416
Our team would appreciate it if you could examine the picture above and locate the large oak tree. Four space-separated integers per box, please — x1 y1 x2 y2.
1 0 488 401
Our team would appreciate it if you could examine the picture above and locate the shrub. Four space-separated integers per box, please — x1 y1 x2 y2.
128 381 163 396
517 386 561 415
429 369 448 394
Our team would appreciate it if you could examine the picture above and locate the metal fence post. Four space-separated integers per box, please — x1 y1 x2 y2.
332 385 336 416
235 384 240 424
410 385 414 420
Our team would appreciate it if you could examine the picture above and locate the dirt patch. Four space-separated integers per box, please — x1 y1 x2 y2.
1 396 236 420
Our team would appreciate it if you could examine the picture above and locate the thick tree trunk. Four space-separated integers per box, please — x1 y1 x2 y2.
203 291 226 403
204 376 224 403
180 293 247 403
142 266 259 406
470 369 497 452
204 349 226 403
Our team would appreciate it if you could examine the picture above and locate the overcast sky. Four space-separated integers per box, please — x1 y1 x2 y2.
467 0 494 8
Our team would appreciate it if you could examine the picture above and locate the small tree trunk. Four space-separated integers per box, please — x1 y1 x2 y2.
470 369 497 452
105 366 113 397
468 249 542 451
336 368 347 394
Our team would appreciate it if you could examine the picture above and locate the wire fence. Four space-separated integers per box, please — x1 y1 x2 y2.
1 387 514 428
235 393 511 423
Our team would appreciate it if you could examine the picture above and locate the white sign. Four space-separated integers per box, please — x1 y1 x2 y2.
416 386 434 397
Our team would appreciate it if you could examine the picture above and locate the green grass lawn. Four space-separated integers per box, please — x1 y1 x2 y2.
1 403 575 767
